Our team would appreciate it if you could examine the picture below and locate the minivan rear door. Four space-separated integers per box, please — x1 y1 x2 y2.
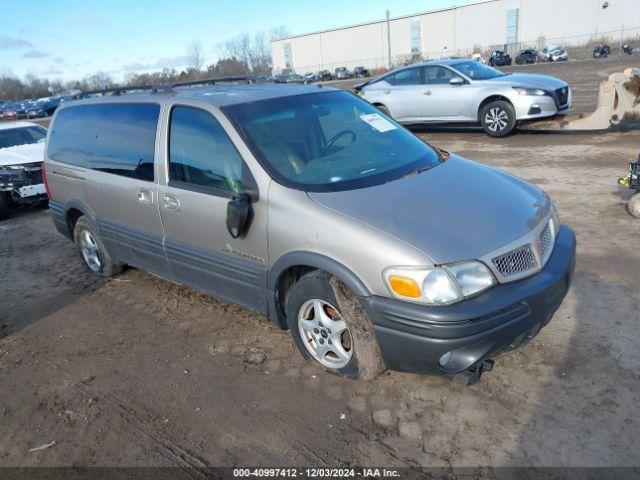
79 101 172 277
156 100 269 314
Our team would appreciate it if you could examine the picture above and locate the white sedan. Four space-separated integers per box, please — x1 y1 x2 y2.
0 121 48 220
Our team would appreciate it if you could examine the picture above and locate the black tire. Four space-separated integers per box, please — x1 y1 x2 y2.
0 192 10 221
480 100 517 137
286 270 385 380
73 216 124 277
376 104 392 118
628 193 640 219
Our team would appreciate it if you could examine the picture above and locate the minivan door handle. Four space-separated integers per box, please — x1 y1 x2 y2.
137 189 154 206
162 194 181 212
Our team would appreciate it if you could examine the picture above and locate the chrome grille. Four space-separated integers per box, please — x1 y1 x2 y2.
492 245 537 278
539 222 554 261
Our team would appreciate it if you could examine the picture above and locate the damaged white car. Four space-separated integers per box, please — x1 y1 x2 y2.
0 121 48 220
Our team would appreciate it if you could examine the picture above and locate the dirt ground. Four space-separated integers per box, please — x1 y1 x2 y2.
1 57 640 473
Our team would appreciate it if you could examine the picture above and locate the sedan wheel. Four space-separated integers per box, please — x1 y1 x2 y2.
480 100 516 137
485 107 509 133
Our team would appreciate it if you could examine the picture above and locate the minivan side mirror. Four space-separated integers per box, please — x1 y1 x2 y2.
226 193 252 238
450 77 464 86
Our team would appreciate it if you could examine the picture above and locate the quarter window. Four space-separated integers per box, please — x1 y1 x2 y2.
48 103 159 181
168 106 243 194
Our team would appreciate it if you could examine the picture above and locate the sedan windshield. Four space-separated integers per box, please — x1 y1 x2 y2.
450 61 506 80
224 90 442 192
0 126 47 149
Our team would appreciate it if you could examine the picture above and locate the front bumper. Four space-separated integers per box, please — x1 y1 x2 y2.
514 91 571 120
362 225 576 374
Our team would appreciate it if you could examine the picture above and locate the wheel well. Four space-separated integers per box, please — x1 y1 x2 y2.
274 265 317 329
478 95 513 121
66 208 83 237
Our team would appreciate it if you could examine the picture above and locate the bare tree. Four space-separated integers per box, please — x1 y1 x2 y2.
187 40 204 72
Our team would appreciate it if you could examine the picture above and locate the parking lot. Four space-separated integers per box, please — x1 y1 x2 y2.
1 57 639 472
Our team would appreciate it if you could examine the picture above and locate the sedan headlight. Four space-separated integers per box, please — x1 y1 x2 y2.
513 87 549 96
383 261 496 306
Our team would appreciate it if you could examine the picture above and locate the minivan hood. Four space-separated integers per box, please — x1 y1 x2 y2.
0 142 45 167
307 155 551 264
485 73 567 90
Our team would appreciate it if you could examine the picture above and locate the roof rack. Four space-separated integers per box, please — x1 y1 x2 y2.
81 76 253 97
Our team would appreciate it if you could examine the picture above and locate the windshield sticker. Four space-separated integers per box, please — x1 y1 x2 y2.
359 113 397 133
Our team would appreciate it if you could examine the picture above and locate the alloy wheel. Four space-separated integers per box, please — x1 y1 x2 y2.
79 229 102 272
298 299 353 369
485 107 509 132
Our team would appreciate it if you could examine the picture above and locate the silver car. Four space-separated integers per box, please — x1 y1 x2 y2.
358 59 571 137
44 84 575 381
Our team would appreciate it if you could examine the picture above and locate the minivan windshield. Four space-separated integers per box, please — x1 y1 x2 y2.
224 90 442 192
450 60 506 80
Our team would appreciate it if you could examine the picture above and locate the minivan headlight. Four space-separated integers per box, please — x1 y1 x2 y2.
513 87 548 96
383 261 496 305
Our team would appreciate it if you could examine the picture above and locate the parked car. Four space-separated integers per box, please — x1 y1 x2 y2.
471 53 484 63
593 44 612 58
303 72 316 83
317 70 333 81
353 66 370 78
539 45 568 62
488 51 512 66
334 67 350 80
358 59 571 137
45 86 575 380
0 121 48 220
26 99 59 119
515 48 538 64
1 103 18 120
285 74 307 84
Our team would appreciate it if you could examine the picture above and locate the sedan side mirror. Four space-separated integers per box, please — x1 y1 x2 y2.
450 77 464 86
226 193 252 238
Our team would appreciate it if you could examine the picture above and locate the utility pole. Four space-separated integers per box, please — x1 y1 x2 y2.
386 10 392 69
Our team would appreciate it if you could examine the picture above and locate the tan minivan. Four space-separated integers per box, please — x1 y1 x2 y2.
44 84 575 382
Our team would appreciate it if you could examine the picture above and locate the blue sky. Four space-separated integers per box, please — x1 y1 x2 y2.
1 0 474 82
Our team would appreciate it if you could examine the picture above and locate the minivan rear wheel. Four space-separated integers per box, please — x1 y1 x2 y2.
286 271 385 380
480 100 516 137
73 216 123 277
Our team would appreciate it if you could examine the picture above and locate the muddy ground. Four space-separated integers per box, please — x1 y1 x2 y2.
1 57 639 473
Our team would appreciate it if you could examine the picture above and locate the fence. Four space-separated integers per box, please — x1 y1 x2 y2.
284 25 640 76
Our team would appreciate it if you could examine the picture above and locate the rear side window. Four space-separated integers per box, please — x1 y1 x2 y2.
168 106 243 195
48 103 160 181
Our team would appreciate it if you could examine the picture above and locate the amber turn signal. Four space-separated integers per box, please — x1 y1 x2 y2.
388 275 421 298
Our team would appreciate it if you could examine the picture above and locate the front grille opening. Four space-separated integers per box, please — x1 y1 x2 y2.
492 245 537 278
539 222 554 261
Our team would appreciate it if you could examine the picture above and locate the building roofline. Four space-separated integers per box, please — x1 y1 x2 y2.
270 0 499 43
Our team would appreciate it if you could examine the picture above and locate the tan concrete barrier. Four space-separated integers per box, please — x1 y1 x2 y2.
522 68 640 131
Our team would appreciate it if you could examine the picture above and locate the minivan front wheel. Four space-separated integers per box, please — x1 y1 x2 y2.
286 271 385 380
480 100 516 137
73 217 123 277
376 104 392 118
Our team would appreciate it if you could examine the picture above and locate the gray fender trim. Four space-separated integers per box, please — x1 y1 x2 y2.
55 198 98 239
267 251 372 328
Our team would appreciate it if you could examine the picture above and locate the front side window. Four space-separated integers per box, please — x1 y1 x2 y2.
423 66 459 85
225 90 442 192
450 60 505 80
168 106 243 194
385 67 423 86
48 102 159 180
0 125 47 149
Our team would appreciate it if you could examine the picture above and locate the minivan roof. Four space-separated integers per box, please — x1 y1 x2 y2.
60 84 339 109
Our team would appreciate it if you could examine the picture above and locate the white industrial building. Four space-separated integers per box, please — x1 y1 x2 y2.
271 0 640 74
